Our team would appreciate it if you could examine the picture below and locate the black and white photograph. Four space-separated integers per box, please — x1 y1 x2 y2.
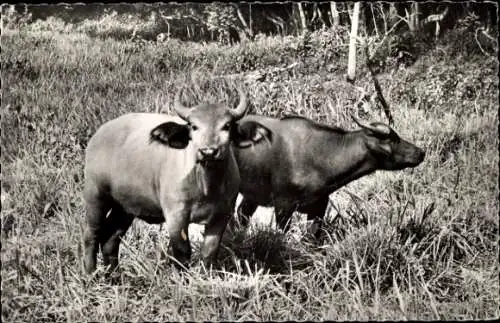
1 2 498 321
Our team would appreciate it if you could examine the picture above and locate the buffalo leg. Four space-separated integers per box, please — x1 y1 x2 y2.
100 204 134 275
84 195 112 274
201 213 230 269
164 207 191 268
301 197 329 240
237 197 258 228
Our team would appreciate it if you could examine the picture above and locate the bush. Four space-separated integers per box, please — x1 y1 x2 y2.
1 4 33 29
441 13 498 58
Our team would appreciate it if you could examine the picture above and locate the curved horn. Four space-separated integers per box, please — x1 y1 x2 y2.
229 87 249 120
173 88 192 121
351 115 391 136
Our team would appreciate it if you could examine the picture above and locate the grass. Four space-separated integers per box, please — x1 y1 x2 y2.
1 21 499 321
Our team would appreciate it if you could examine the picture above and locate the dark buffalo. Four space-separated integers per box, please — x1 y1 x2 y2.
233 114 426 237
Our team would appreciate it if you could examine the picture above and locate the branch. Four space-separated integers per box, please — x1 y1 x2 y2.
392 12 410 27
475 27 493 57
480 27 496 42
364 45 394 126
233 3 253 38
422 6 449 25
369 16 407 59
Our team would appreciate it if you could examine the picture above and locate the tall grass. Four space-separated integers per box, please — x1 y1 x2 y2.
1 21 498 321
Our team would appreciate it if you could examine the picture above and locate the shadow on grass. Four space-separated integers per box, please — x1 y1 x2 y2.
215 225 317 275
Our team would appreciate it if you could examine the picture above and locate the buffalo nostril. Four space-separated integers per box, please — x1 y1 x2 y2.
418 149 426 162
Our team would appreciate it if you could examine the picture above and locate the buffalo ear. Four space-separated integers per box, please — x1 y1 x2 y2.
150 122 190 149
233 121 272 148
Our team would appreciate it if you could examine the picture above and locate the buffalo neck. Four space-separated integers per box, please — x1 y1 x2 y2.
194 155 231 197
321 130 378 192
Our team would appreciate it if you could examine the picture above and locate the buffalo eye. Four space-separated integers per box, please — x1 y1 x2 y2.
190 124 199 131
222 122 231 131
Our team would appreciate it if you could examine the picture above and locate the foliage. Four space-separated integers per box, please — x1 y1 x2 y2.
391 55 498 118
203 3 239 44
1 4 32 29
22 16 72 33
3 3 497 44
443 12 498 58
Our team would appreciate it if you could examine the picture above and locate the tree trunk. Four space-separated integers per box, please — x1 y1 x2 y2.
234 4 253 39
388 3 398 27
248 3 253 34
408 2 420 32
330 1 339 27
370 3 379 37
414 3 420 30
297 2 308 35
316 4 326 29
347 2 361 83
311 3 325 29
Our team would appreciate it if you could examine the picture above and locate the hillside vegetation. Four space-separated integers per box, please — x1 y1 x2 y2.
1 9 499 321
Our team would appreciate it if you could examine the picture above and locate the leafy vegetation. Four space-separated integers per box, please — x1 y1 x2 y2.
1 3 498 321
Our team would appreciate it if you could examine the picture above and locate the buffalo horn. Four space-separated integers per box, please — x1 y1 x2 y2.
351 115 391 136
229 87 248 120
173 88 192 121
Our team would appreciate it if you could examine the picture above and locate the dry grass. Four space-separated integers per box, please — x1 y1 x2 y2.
1 22 498 321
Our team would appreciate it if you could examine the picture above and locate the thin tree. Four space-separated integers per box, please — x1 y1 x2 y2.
347 2 361 83
297 2 308 35
330 1 339 27
408 2 420 32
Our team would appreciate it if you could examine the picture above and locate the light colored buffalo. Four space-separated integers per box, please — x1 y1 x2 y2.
83 87 258 274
